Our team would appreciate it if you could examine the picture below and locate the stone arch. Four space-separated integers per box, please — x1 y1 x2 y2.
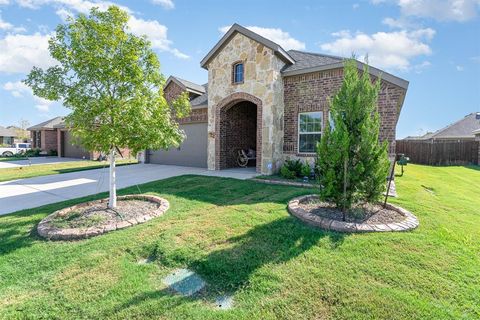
215 92 263 172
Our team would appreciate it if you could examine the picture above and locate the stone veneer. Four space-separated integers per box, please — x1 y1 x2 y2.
283 69 406 162
205 32 286 174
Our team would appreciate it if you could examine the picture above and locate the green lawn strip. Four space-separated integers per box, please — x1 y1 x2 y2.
0 165 479 319
0 156 29 162
255 174 316 185
0 159 137 182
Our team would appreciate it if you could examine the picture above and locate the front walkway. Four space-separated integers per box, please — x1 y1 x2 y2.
0 164 258 215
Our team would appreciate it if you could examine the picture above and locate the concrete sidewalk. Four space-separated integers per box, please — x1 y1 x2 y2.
0 164 258 215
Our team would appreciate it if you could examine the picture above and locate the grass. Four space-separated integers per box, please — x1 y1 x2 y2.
255 173 316 185
0 164 479 319
0 156 29 162
0 159 137 182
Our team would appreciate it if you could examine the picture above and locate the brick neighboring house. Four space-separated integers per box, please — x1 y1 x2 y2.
146 24 408 174
0 126 20 145
28 117 132 159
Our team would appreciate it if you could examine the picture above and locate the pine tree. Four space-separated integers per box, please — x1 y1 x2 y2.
316 59 390 219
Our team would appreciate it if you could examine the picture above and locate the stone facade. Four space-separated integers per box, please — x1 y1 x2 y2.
205 32 286 174
283 68 406 162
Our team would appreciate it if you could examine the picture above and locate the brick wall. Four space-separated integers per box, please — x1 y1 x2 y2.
219 101 257 168
283 68 406 156
164 81 184 103
178 108 208 124
41 129 58 153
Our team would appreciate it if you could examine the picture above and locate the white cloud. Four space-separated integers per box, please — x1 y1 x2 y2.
399 0 480 22
151 0 174 10
128 16 189 59
0 0 10 5
219 25 306 51
373 0 480 22
320 28 435 71
0 14 26 32
3 80 54 112
12 0 188 59
413 60 431 73
3 80 31 97
35 103 50 112
0 33 57 73
456 65 464 71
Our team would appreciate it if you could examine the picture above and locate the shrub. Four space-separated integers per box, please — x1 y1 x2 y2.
284 159 303 177
48 149 58 156
24 148 41 157
316 58 390 217
301 162 311 178
280 165 296 179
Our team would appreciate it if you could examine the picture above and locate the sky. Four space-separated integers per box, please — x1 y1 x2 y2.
0 0 479 138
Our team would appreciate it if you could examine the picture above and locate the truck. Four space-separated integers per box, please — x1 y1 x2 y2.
0 143 31 157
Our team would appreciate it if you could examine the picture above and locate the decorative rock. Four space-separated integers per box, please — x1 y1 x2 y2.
37 195 169 241
287 195 419 233
163 268 206 297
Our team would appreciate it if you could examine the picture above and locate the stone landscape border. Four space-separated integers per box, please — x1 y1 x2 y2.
37 195 169 240
288 195 418 233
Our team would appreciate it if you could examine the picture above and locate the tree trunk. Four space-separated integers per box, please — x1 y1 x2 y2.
108 148 117 209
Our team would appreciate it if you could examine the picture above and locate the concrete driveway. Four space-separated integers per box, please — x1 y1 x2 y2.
0 156 82 169
0 164 258 215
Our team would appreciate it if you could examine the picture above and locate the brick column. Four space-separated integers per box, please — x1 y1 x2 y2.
57 129 62 157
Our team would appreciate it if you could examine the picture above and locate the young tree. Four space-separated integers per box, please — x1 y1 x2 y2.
25 6 190 208
16 119 30 142
316 59 390 219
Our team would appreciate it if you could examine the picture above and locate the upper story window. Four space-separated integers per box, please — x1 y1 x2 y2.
233 62 244 84
298 112 322 153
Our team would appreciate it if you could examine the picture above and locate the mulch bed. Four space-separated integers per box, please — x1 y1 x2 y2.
288 195 419 233
299 198 405 224
37 195 169 240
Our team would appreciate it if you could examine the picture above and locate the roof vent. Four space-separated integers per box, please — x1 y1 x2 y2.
476 112 480 120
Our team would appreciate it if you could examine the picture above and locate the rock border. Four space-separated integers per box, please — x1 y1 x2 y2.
37 195 169 240
287 195 418 233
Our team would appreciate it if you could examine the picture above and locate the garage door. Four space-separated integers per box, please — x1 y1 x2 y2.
62 131 91 159
148 123 207 167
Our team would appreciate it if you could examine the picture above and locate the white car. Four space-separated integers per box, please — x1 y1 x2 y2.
0 143 31 157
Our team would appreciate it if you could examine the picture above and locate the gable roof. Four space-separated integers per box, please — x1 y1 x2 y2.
200 23 295 69
190 84 208 108
282 50 343 72
405 113 480 140
0 126 18 137
27 116 64 131
428 112 480 139
165 76 206 95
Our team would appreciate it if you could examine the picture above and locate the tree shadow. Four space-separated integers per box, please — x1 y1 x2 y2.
463 165 480 171
189 217 344 294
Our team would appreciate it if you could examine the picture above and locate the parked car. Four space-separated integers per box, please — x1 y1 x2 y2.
0 143 31 157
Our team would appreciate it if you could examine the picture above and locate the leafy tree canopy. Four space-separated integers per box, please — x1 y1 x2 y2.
24 5 190 155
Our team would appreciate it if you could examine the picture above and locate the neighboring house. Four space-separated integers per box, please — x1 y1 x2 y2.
0 126 19 145
28 116 65 155
403 112 480 142
146 24 408 174
28 117 132 159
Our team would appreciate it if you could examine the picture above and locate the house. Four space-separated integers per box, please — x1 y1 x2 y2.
0 126 19 145
403 112 480 142
145 24 409 174
28 117 132 159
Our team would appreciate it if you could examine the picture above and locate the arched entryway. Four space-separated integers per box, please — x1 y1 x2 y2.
215 92 262 172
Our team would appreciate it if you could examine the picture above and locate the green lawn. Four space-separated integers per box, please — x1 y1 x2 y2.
0 159 137 182
0 156 28 162
0 164 479 319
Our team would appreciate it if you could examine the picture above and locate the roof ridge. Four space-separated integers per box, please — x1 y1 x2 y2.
288 49 344 61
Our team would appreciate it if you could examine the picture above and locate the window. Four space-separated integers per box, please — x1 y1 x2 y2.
298 112 322 153
18 144 27 148
233 62 244 84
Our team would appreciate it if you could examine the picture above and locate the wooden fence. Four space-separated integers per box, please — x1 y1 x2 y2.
396 140 479 165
